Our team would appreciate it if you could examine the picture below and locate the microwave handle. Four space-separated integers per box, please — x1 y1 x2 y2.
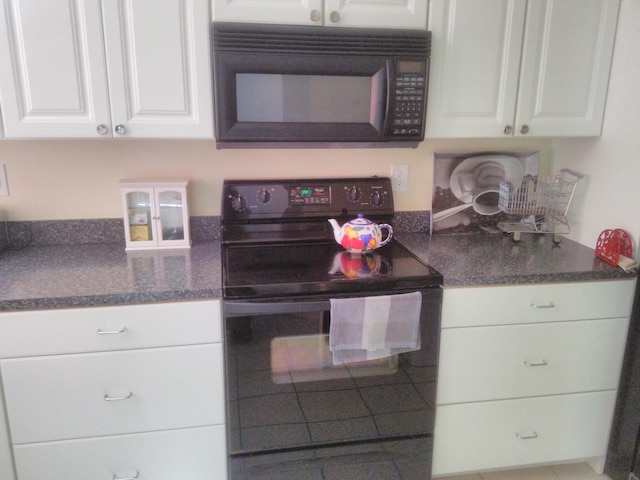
224 300 331 317
382 59 394 135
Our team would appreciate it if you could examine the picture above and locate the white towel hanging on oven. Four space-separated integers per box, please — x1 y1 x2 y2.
329 291 422 365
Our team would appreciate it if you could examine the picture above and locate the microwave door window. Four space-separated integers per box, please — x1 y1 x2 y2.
236 74 371 124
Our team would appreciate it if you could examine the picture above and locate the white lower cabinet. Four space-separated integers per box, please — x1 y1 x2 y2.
434 391 617 475
2 345 224 444
13 426 226 480
433 279 636 477
0 300 226 480
437 318 629 404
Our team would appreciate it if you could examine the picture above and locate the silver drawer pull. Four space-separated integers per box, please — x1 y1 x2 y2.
97 327 127 335
113 471 139 480
523 360 548 367
104 392 133 402
516 431 538 440
530 302 555 309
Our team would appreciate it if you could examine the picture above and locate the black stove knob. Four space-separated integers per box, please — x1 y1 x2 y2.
229 194 247 213
257 188 271 204
346 186 361 203
370 190 386 207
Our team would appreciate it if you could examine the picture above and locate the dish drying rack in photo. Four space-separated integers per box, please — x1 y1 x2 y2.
497 169 584 243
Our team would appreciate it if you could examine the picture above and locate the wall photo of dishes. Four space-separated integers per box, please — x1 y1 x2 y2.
432 151 539 234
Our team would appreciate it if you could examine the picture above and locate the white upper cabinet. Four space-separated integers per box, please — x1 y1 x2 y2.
212 0 427 29
426 0 620 138
0 0 213 138
101 0 213 138
0 0 111 138
515 0 620 137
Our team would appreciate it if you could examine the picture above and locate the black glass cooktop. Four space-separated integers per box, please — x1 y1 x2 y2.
223 240 442 299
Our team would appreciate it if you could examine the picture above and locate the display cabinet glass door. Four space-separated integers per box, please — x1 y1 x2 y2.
126 189 156 247
157 188 186 244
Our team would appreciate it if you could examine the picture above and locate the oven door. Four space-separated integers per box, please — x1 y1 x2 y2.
223 287 441 457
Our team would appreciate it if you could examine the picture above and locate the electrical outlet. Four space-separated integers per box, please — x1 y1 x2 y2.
0 164 8 196
390 164 409 192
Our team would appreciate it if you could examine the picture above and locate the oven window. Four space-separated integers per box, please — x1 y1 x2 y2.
271 333 398 384
236 74 371 123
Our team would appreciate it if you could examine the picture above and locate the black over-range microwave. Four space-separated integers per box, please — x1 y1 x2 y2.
211 22 431 148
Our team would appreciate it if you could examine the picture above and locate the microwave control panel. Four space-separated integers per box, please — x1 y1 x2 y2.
391 60 427 137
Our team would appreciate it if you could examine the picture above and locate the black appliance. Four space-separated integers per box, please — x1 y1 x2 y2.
221 177 443 479
606 279 640 480
212 23 431 148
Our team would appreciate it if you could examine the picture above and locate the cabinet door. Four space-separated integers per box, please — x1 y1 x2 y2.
0 382 15 480
0 0 111 138
122 188 158 249
0 300 222 357
437 317 629 405
2 344 225 444
433 391 617 476
325 0 427 29
156 187 190 248
101 0 213 138
13 426 226 480
515 0 620 136
212 0 324 25
425 0 526 138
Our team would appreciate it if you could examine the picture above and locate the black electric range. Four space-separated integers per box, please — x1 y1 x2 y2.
220 177 443 480
221 177 442 298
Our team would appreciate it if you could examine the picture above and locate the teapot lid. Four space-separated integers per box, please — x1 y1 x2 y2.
349 213 372 225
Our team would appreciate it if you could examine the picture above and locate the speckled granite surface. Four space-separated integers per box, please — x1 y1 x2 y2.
1 215 636 312
0 241 222 311
396 231 636 287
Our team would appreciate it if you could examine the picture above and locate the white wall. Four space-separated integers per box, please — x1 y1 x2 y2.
551 0 640 254
0 136 549 221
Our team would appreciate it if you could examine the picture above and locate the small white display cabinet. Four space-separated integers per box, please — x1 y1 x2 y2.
119 180 191 251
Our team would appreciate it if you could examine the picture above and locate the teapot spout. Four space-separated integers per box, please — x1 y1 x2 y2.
327 218 342 243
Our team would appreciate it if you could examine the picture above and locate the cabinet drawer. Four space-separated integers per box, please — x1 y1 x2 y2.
2 344 224 444
0 300 221 357
442 279 635 328
437 317 629 404
432 390 617 476
13 425 226 480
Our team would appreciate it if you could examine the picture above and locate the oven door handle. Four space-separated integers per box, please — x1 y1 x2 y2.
224 300 331 316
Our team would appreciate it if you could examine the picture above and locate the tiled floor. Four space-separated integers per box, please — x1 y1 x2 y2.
439 462 611 480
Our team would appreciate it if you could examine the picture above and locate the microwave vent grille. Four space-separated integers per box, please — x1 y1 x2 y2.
213 22 430 57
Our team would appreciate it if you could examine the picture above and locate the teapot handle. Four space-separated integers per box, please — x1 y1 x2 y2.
378 224 393 247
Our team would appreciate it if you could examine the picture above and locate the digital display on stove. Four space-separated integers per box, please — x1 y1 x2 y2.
289 186 331 205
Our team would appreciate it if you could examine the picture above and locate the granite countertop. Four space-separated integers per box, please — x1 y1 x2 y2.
0 241 223 311
396 232 636 287
0 232 635 312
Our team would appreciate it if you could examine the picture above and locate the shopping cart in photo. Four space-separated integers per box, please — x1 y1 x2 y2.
497 169 584 243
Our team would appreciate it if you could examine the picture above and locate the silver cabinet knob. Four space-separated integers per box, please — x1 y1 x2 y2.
520 125 530 134
329 11 340 23
503 125 512 135
310 9 321 22
96 124 109 135
114 124 127 135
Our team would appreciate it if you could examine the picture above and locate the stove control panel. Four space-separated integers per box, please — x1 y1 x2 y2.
222 177 394 221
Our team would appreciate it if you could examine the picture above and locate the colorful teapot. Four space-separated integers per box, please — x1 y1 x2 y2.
328 214 393 253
